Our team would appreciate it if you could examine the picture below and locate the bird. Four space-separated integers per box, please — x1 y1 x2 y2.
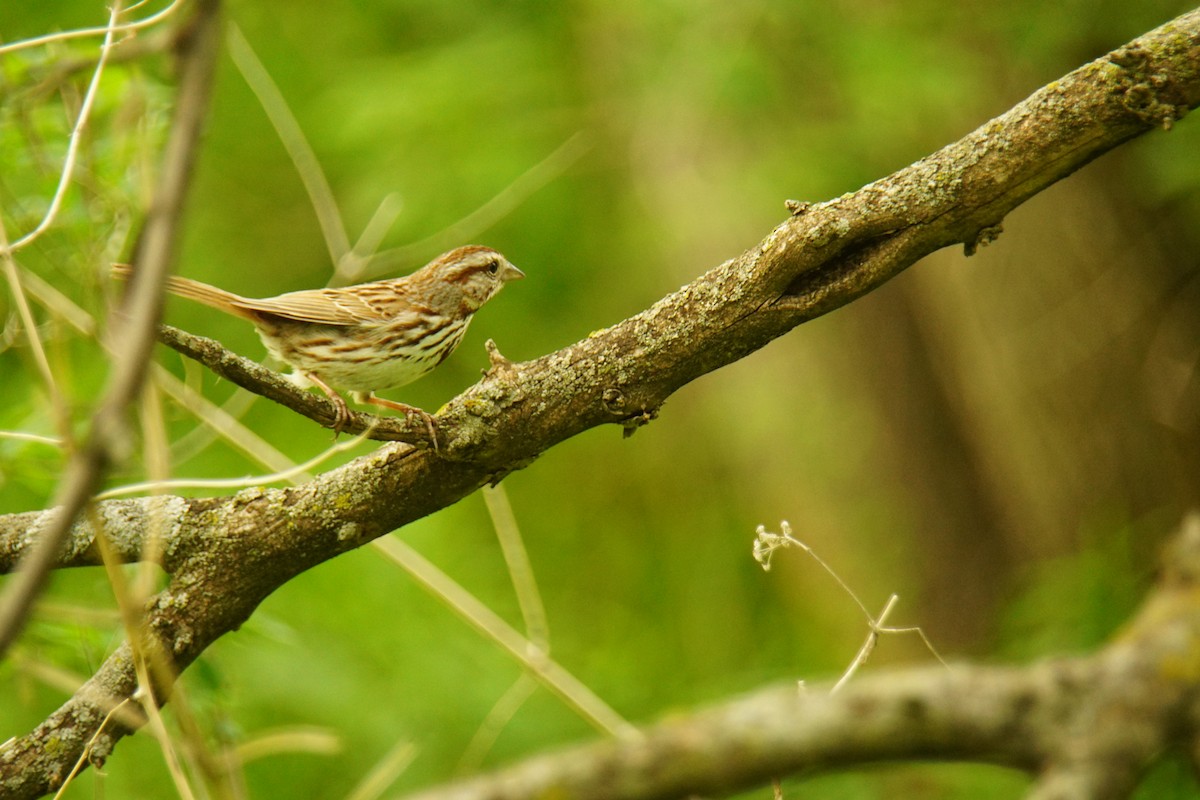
113 245 523 442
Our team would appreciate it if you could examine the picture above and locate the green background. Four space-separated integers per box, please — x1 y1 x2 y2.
2 2 1199 797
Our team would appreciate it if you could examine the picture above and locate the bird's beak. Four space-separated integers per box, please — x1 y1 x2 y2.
502 263 525 282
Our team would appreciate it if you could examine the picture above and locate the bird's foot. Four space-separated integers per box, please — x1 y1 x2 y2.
363 394 439 453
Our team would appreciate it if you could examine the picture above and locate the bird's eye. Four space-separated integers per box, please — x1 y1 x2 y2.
486 259 500 275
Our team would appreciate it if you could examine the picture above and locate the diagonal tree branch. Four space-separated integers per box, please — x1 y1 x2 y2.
0 9 1197 799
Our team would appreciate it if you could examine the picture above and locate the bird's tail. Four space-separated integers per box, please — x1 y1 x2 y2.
111 264 258 321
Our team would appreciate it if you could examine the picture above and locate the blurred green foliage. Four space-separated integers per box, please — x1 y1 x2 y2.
2 2 1199 797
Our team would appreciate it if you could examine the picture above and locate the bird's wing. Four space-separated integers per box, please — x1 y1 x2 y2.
234 285 402 326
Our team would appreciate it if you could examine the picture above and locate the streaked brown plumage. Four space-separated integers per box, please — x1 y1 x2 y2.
114 245 523 438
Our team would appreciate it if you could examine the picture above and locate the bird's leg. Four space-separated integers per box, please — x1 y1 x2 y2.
357 392 439 452
300 371 352 436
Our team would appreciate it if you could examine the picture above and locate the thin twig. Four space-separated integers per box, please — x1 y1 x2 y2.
455 486 555 768
0 431 62 447
372 536 638 740
336 193 405 285
3 5 123 254
51 699 134 800
366 132 591 279
0 228 71 442
483 484 550 648
0 0 185 57
226 24 351 268
97 425 375 498
233 727 341 763
345 741 418 800
753 521 949 692
10 266 98 335
92 517 200 800
456 675 539 774
152 365 309 474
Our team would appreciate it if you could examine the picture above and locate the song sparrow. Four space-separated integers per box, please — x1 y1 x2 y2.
114 245 523 440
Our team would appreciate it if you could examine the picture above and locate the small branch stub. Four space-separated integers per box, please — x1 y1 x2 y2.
785 199 812 216
484 339 515 374
620 406 658 438
964 223 1004 256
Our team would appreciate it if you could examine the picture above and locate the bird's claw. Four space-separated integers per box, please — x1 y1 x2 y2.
363 393 440 453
